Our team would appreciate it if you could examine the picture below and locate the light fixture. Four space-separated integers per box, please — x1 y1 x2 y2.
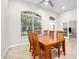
61 6 65 9
45 1 48 5
45 0 49 5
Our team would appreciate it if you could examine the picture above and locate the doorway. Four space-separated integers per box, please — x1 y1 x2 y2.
69 20 77 38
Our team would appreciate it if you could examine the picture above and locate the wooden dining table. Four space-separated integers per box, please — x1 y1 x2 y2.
38 35 65 59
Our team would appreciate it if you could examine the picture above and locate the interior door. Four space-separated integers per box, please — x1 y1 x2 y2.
69 20 77 38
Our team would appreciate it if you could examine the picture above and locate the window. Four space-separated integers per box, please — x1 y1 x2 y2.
21 11 42 36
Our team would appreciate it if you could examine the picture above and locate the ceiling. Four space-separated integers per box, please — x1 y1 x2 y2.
25 0 77 14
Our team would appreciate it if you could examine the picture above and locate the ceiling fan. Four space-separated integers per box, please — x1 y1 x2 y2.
39 0 54 7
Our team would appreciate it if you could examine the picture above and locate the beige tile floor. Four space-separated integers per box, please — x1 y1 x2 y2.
3 38 77 59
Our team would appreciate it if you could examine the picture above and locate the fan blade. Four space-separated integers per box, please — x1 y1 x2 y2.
48 0 54 7
39 0 45 4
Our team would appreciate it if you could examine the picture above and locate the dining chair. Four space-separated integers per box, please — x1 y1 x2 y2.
56 31 64 57
49 31 64 57
49 31 54 39
28 32 33 52
43 30 48 35
57 31 64 40
32 32 52 59
34 30 42 35
49 31 55 49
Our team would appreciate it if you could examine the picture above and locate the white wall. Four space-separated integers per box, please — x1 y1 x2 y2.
57 8 77 29
8 0 57 47
1 0 9 57
57 8 77 39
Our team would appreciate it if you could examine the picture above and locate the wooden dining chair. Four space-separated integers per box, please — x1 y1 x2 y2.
32 32 52 59
28 32 33 52
57 31 64 40
49 31 55 49
49 31 64 57
34 30 42 35
32 32 41 59
43 30 48 35
56 31 64 57
49 31 54 39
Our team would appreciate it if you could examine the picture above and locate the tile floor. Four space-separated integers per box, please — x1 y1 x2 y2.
3 38 77 59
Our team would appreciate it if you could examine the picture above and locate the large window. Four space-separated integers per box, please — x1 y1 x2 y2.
21 11 41 36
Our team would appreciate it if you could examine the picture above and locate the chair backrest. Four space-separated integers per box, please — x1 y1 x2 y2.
32 32 41 52
57 31 64 40
43 30 48 35
28 32 33 46
34 30 42 35
49 31 54 39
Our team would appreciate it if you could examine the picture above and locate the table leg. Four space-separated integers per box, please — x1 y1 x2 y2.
45 48 49 59
49 49 52 59
62 40 65 56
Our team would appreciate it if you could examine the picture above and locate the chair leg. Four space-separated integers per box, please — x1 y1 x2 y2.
38 51 41 59
33 55 35 59
32 49 34 56
49 50 52 59
58 48 60 57
33 49 36 59
29 44 31 52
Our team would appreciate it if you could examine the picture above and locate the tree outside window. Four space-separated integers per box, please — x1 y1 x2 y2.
21 11 42 36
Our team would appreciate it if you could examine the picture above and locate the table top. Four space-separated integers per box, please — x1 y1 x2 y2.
38 35 64 47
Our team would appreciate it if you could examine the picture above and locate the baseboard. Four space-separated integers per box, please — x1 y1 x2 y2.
2 43 28 59
9 43 27 48
2 47 9 59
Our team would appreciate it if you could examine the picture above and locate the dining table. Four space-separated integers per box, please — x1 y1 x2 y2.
38 35 65 59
